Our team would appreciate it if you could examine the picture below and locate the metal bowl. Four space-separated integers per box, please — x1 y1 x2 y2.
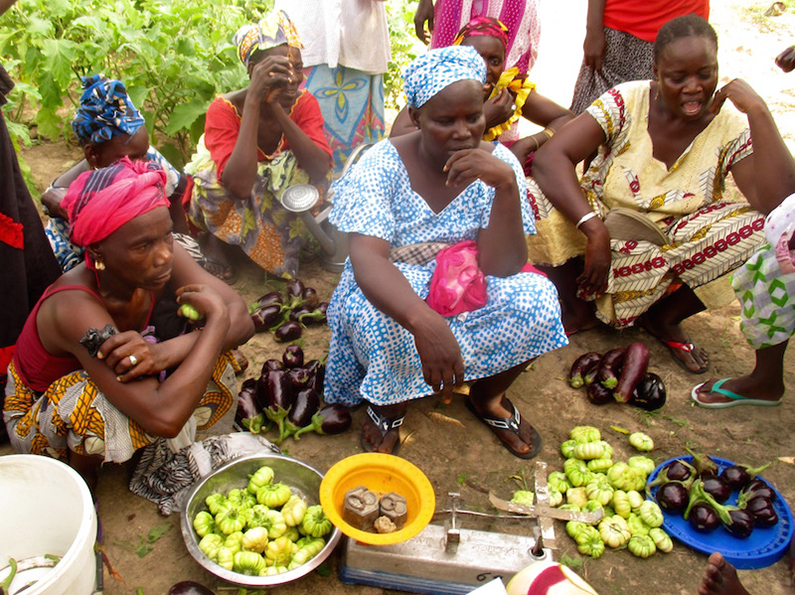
180 453 341 587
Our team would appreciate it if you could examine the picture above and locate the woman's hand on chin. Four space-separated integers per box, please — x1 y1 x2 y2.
249 56 292 104
710 79 766 116
411 309 465 405
444 148 515 190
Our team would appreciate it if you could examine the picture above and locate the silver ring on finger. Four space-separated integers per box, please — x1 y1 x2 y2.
129 354 138 367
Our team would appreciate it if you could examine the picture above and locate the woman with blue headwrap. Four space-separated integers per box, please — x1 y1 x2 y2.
184 11 332 281
324 46 567 458
42 74 193 273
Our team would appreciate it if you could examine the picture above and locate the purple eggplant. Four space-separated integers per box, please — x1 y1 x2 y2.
648 458 696 489
286 279 306 306
236 378 259 427
315 302 328 323
745 497 778 527
689 502 719 533
739 481 777 504
597 347 625 389
301 286 320 310
255 374 271 411
297 308 327 326
583 361 601 386
290 306 314 324
724 508 755 539
629 372 667 411
613 342 649 403
263 369 293 439
685 448 719 477
293 404 353 438
657 482 689 514
568 352 602 389
586 381 613 405
288 389 321 428
702 475 732 504
282 345 304 368
251 304 284 333
261 359 285 376
276 388 320 444
274 320 302 342
168 582 215 595
720 462 771 491
286 367 312 392
306 359 326 395
254 291 284 309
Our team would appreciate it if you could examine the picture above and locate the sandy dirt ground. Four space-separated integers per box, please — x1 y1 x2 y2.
4 1 795 594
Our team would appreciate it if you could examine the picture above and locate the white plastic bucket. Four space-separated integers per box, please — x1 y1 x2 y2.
0 454 97 595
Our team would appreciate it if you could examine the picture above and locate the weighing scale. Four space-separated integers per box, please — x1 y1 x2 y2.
338 461 602 595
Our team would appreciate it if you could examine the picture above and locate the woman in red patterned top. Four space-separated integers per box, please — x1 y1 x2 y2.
185 11 332 282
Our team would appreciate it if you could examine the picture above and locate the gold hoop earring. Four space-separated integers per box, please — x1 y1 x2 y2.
94 260 105 271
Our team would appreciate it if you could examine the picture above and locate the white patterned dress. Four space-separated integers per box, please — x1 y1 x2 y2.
323 140 567 407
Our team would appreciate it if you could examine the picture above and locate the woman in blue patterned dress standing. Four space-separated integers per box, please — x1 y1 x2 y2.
323 46 567 458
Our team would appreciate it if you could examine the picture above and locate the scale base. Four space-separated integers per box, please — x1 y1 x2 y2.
339 523 552 595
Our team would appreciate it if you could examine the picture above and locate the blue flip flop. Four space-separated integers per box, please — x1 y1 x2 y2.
691 379 782 409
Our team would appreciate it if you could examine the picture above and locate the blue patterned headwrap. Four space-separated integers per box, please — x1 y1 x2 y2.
71 75 145 145
403 46 486 109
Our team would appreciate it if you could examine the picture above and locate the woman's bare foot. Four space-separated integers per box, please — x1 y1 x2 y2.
199 233 237 284
694 375 784 406
698 553 751 595
639 314 709 373
467 395 538 457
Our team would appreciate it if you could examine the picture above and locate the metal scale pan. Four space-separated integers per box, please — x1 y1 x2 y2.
337 462 601 595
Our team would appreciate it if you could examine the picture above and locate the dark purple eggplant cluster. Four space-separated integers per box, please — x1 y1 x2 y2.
567 342 665 410
248 279 329 342
234 345 352 445
650 454 777 539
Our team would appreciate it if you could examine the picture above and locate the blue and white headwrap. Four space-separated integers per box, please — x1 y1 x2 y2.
403 46 486 109
71 74 145 145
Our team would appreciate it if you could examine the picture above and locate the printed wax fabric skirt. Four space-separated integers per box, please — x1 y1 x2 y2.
570 28 654 114
302 64 385 174
187 140 312 279
3 352 237 464
323 261 568 407
732 244 795 349
527 192 766 328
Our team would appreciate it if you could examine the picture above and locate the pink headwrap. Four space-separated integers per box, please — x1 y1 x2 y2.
62 156 169 262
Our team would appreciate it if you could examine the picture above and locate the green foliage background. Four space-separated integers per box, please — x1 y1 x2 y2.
1 0 421 170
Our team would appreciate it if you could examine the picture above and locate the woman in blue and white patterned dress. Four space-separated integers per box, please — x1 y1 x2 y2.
324 46 567 458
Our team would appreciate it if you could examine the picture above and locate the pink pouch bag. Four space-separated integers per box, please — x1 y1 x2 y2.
426 241 488 317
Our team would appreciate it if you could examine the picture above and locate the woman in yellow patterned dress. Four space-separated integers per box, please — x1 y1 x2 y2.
528 16 795 373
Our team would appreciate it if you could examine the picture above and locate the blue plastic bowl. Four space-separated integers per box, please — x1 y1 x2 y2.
647 455 793 570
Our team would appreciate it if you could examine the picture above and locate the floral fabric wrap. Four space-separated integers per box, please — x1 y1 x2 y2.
764 193 795 274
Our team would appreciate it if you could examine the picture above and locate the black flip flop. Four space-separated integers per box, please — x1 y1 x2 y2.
465 398 542 460
360 405 404 456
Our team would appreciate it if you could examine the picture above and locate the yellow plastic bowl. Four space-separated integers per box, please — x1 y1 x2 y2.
319 453 436 546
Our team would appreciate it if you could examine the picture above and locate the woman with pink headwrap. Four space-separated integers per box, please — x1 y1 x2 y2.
3 157 254 493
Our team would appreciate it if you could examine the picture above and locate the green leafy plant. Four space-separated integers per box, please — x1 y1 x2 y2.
1 0 274 165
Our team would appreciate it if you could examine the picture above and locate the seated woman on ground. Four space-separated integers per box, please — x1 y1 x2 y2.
527 15 795 374
42 74 197 273
3 158 255 494
324 46 568 458
390 16 573 172
185 11 332 282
